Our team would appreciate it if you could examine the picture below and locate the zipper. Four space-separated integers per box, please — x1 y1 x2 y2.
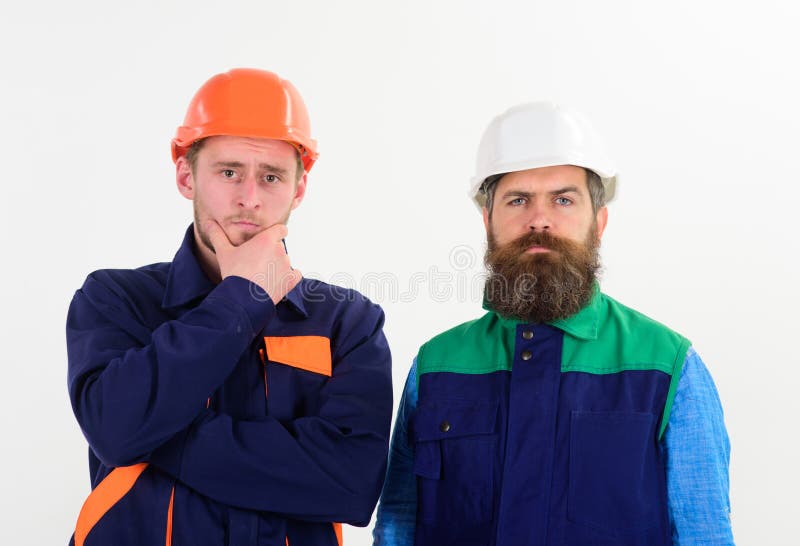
264 346 284 545
259 348 268 401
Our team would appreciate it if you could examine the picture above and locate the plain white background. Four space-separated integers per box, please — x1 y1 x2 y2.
1 1 798 544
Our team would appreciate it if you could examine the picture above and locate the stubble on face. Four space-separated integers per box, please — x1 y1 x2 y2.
483 227 601 323
193 201 292 254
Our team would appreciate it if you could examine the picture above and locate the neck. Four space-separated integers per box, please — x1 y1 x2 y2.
192 226 222 284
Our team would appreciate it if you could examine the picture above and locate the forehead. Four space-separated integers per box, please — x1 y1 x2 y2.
199 135 297 162
495 165 589 194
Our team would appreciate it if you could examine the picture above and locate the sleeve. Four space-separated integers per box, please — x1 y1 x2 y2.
662 348 735 545
372 361 418 546
148 302 394 526
67 273 274 468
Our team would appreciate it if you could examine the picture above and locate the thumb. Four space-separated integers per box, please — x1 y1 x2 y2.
204 221 232 254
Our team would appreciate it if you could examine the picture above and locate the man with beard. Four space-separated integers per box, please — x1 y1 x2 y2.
66 68 392 546
373 102 733 545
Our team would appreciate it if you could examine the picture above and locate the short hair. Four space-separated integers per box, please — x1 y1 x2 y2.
482 168 606 217
184 138 305 182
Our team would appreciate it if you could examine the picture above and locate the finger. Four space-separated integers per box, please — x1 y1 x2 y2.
262 222 288 241
248 223 288 248
204 221 232 253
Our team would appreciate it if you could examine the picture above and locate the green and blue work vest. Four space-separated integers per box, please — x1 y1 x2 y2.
411 289 689 545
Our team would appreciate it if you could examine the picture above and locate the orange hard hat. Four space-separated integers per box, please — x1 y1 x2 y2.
171 68 319 172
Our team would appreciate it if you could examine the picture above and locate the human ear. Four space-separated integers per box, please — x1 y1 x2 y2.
290 173 308 210
595 206 609 241
176 157 195 200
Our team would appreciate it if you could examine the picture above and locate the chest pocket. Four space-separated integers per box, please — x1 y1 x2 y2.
568 411 662 533
262 336 332 420
412 399 498 523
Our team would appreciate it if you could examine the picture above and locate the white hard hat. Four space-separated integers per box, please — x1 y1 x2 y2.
469 101 617 210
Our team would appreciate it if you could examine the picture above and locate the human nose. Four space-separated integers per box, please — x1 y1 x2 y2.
236 173 261 210
525 200 551 231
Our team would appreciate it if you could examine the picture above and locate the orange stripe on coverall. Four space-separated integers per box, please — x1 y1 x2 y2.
74 463 149 546
165 487 175 546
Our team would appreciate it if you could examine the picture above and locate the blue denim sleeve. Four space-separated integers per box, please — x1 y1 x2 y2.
373 361 418 546
664 348 735 545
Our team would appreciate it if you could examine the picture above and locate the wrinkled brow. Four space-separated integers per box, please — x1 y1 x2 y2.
211 161 290 176
501 185 582 199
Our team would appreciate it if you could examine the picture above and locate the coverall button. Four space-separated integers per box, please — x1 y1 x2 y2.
521 350 533 361
522 330 534 340
440 421 451 432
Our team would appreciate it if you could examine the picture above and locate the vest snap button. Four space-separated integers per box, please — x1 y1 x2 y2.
439 421 451 432
521 350 533 361
522 330 534 340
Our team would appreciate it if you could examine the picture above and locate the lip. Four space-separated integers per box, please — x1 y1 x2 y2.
525 246 551 254
231 221 261 231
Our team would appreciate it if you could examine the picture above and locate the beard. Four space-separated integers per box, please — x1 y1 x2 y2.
483 226 601 323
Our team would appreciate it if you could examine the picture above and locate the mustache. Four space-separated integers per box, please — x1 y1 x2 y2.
224 215 261 225
492 229 587 257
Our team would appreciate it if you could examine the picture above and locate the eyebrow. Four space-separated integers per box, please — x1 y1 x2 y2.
211 161 290 176
551 185 580 195
500 186 582 200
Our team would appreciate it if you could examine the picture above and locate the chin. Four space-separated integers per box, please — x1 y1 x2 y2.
228 234 250 247
238 229 264 245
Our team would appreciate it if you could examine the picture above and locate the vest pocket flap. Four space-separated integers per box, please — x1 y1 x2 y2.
413 400 498 442
413 441 442 479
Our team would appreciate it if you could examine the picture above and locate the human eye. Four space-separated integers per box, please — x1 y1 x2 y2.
509 197 526 206
221 169 237 179
555 196 573 206
262 174 280 184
